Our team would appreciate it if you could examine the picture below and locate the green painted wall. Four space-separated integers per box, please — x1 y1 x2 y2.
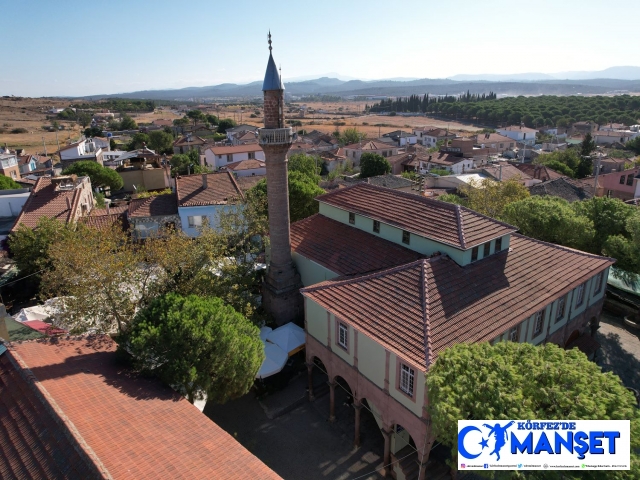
306 298 328 347
388 353 425 418
357 333 386 389
292 251 339 287
329 313 354 366
588 267 608 306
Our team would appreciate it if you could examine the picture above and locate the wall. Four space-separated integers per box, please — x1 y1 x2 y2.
0 190 30 217
205 150 265 169
178 204 237 237
234 166 266 177
292 251 339 287
119 168 169 193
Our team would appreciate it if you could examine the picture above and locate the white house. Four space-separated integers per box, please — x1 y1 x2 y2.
594 131 637 145
381 130 418 147
342 141 399 166
496 126 538 146
204 144 265 170
418 152 474 175
412 127 456 147
57 139 104 167
224 159 266 177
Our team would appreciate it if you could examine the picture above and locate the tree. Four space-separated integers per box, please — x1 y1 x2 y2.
359 152 391 178
77 112 92 128
128 132 150 150
575 155 594 179
458 177 530 219
625 136 640 155
122 293 264 404
173 117 190 128
0 175 22 190
216 118 237 134
427 341 640 478
62 161 124 191
502 196 594 251
573 197 638 255
288 153 320 180
119 115 137 130
170 149 200 176
438 193 467 206
338 127 366 146
186 109 205 126
148 130 174 154
580 132 596 158
539 159 574 178
205 114 219 126
84 126 103 138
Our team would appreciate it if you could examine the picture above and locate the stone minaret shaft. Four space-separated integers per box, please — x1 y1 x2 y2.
259 34 302 325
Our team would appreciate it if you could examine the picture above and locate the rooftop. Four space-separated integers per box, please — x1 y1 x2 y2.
511 163 564 182
499 125 539 133
128 194 178 218
343 140 397 151
206 144 263 155
176 172 244 207
225 159 265 171
529 177 593 202
480 163 532 182
302 234 614 369
2 336 280 479
315 183 517 249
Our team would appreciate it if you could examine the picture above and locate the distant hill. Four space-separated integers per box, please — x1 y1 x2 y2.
449 66 640 82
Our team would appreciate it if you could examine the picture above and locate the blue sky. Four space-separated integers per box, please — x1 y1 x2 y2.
2 0 638 97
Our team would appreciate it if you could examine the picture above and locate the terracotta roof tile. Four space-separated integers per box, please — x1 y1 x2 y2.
529 177 592 202
173 135 206 146
302 234 614 369
481 164 531 182
7 337 281 479
206 144 263 155
225 159 265 171
315 183 516 249
128 194 178 218
511 163 564 182
80 212 129 231
234 175 265 192
89 204 129 216
176 172 243 207
291 214 424 277
343 140 396 151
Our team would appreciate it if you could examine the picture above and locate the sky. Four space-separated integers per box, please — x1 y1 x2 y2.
2 0 639 97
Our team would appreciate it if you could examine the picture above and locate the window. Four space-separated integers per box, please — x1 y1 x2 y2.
495 237 503 251
533 310 544 336
627 175 634 186
483 242 490 257
338 323 348 349
471 246 478 261
399 364 415 396
595 271 604 294
188 215 204 228
248 152 255 160
499 143 504 148
576 283 585 306
556 296 566 322
402 230 410 245
509 326 519 342
226 154 232 162
373 220 380 233
620 175 626 184
348 212 355 224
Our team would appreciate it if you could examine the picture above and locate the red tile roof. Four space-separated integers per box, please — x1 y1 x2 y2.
316 183 517 249
343 140 396 151
302 234 614 369
427 152 467 166
10 176 85 232
80 212 129 231
291 214 424 277
234 175 265 192
89 204 130 216
176 172 244 207
500 125 538 133
481 163 532 182
173 135 207 146
6 336 281 479
128 194 178 218
206 144 263 155
511 163 564 182
225 159 265 171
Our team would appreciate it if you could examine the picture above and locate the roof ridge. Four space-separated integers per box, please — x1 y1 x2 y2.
512 233 615 262
420 261 432 368
6 344 114 479
455 205 466 249
226 170 245 201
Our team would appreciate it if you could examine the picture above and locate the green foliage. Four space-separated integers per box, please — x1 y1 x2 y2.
128 132 150 150
72 99 155 113
170 149 200 176
94 192 106 208
427 341 640 477
186 109 205 125
438 193 467 206
216 118 237 134
119 115 137 130
401 170 419 181
62 160 124 191
580 133 596 157
359 152 391 178
76 112 92 128
458 178 530 218
135 188 172 199
626 136 640 155
608 149 635 159
205 114 219 125
603 214 640 274
539 159 574 177
288 153 321 180
538 150 581 176
10 127 27 134
57 108 76 120
147 130 174 154
337 127 366 146
0 175 22 190
429 168 451 176
84 126 103 138
123 293 264 404
173 117 190 128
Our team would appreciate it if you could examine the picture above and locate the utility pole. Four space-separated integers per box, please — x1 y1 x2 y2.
55 130 60 154
42 136 47 157
593 155 601 194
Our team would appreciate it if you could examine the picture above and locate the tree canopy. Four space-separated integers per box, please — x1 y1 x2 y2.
170 149 200 176
451 177 530 218
0 175 22 190
83 126 103 138
62 160 124 191
147 130 174 154
123 293 264 404
427 341 640 477
128 132 150 150
216 118 237 134
186 109 205 125
288 153 321 180
335 127 366 146
359 152 391 178
119 114 137 130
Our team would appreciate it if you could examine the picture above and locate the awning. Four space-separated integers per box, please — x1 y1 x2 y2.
256 342 288 379
266 323 305 357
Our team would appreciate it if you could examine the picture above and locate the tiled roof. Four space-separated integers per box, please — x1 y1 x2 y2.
176 172 243 207
81 212 129 231
206 144 263 155
173 135 206 146
475 133 514 145
10 176 84 232
89 204 129 216
529 177 593 202
511 163 564 182
366 174 414 190
343 140 396 151
0 352 102 479
427 152 467 166
481 164 532 182
291 214 424 277
422 128 454 138
6 336 281 479
225 159 265 171
128 194 178 218
302 234 614 369
500 125 538 133
315 183 517 249
234 175 265 192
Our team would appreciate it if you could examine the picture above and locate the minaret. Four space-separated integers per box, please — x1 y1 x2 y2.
260 33 302 325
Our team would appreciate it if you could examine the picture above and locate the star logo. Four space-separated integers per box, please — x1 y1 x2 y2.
479 437 489 449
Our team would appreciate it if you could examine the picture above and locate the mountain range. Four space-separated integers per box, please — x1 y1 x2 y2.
79 66 640 101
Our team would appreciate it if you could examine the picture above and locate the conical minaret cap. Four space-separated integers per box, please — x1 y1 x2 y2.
262 32 284 91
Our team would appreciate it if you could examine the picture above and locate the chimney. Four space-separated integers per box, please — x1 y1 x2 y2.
66 196 71 210
0 304 9 342
202 173 208 189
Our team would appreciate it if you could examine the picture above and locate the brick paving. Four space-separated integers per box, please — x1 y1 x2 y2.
597 312 640 391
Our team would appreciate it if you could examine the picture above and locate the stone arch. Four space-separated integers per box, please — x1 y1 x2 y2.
565 329 581 347
390 422 417 455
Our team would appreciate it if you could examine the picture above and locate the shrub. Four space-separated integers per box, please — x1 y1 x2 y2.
10 128 28 134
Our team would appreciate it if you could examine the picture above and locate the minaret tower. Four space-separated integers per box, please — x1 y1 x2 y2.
260 32 302 325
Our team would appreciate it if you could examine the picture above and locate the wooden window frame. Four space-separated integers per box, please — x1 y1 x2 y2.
556 296 566 322
576 283 586 306
483 242 490 257
373 220 380 233
402 230 410 245
336 321 348 351
471 246 479 261
348 212 355 225
594 271 604 294
398 363 415 398
533 310 544 336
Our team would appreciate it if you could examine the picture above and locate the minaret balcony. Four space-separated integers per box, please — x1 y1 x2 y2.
259 127 296 146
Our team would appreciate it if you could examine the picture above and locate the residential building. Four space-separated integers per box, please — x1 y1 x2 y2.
365 174 415 194
541 142 567 152
0 334 280 479
381 130 418 147
0 154 21 180
474 133 516 153
412 127 456 147
234 130 260 145
418 152 474 175
173 133 207 154
343 140 399 165
292 183 611 478
117 148 170 193
226 124 261 145
16 154 39 175
224 159 266 177
91 136 111 151
597 167 640 200
102 149 126 164
572 121 598 135
529 177 593 202
319 148 348 173
598 123 627 132
593 131 635 146
175 172 244 237
204 144 265 169
0 188 30 241
479 163 535 185
81 202 130 231
128 193 180 240
496 125 538 146
10 175 94 233
510 163 564 183
596 156 628 174
300 130 339 151
57 139 104 168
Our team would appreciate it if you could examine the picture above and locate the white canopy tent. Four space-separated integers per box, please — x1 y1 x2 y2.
256 342 288 379
266 323 305 357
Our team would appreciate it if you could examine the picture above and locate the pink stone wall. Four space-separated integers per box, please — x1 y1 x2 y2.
263 90 285 129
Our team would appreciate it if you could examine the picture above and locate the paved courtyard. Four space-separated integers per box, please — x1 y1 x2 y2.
597 312 640 391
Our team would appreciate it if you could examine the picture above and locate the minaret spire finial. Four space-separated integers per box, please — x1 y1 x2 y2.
268 31 272 52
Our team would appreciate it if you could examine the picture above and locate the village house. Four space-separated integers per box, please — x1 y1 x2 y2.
381 130 418 147
10 175 95 233
474 132 516 154
117 147 170 193
224 159 266 177
599 123 628 132
0 154 21 180
300 130 339 151
128 193 180 240
478 162 536 185
596 167 640 200
226 124 260 145
319 148 348 173
16 154 39 176
510 163 565 182
204 144 265 169
596 156 628 175
175 172 244 237
496 125 538 146
343 140 399 165
529 177 593 202
0 334 280 479
0 187 31 241
593 130 636 146
173 133 207 154
412 127 456 148
90 136 111 151
57 139 104 168
417 152 474 175
571 121 598 136
290 183 611 479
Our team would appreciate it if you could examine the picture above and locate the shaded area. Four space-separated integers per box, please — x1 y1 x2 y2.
597 313 640 391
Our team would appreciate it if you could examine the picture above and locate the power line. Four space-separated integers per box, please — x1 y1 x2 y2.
0 268 47 287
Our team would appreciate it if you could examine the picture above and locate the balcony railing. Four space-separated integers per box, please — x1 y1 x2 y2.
259 127 295 146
